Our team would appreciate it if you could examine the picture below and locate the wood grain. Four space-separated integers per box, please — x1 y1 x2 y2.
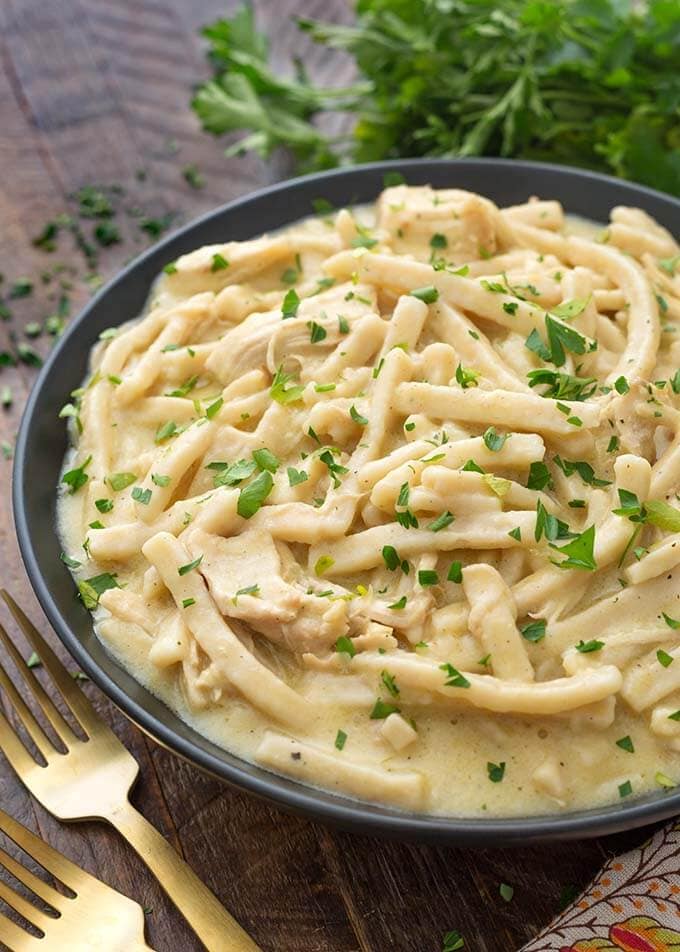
0 2 661 950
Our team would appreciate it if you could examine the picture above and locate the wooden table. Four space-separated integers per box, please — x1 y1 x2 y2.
0 2 660 949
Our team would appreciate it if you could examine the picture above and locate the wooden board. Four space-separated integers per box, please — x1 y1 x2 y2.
0 2 660 949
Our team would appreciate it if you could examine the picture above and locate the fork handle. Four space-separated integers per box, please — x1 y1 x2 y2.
106 799 261 952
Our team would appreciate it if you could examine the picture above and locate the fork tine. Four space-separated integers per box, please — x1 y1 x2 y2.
0 840 64 908
0 907 38 949
0 644 57 761
0 809 82 893
1 592 99 737
0 708 41 775
0 867 55 934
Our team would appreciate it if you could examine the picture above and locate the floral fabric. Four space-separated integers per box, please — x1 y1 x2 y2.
521 822 680 952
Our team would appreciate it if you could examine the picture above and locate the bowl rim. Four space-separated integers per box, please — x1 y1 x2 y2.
12 157 680 845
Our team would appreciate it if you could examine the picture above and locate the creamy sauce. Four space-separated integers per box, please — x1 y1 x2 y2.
57 186 680 816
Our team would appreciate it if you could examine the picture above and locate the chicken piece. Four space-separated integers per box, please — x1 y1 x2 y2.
376 185 509 262
185 527 350 653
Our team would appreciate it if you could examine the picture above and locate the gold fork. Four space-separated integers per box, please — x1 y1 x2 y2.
0 805 153 951
0 591 261 952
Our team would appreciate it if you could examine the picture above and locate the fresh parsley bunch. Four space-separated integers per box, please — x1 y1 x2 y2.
192 0 680 195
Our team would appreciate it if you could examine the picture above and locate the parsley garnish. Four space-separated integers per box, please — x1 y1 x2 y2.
447 561 462 583
381 670 399 697
440 663 470 688
237 470 273 518
350 405 368 425
575 638 604 653
418 570 439 586
487 762 505 783
482 426 508 452
335 636 356 658
527 461 552 491
428 511 454 532
520 619 546 643
314 555 334 577
270 365 304 404
370 699 400 719
62 455 92 494
78 572 119 609
410 285 439 304
287 466 308 486
616 735 635 753
455 363 480 389
178 555 203 576
252 448 280 473
335 729 348 750
550 524 597 570
108 472 137 491
657 649 674 668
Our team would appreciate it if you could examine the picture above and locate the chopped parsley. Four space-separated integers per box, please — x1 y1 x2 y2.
381 670 399 697
575 639 604 653
62 455 92 494
455 363 479 389
410 285 439 304
388 595 407 610
131 487 152 505
252 448 280 473
520 619 546 643
447 561 462 583
281 288 300 319
614 375 630 394
270 365 304 404
663 612 680 630
237 470 273 518
314 555 335 577
108 471 137 491
335 729 348 751
335 636 356 658
418 570 439 586
307 320 327 343
657 648 674 668
155 420 178 443
350 405 368 425
287 466 308 487
618 780 632 798
78 572 119 609
550 524 597 571
527 461 552 491
428 511 454 532
440 663 470 689
482 427 508 452
210 253 229 272
616 735 635 753
370 699 400 719
178 555 203 576
95 498 113 514
487 762 505 783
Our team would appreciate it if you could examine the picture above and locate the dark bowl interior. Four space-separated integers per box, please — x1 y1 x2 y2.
13 159 680 845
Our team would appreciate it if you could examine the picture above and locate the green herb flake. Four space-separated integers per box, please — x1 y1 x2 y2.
287 466 308 487
108 472 137 492
614 376 630 395
520 618 546 643
440 662 470 689
350 404 368 426
575 638 604 653
178 555 203 576
281 288 300 319
487 761 505 783
447 561 462 583
657 648 674 668
252 447 280 473
78 572 119 610
410 285 439 304
335 729 348 751
335 635 356 658
618 780 633 798
428 511 454 532
237 469 274 518
370 698 400 719
418 569 439 587
62 455 92 494
482 426 508 452
499 883 514 903
616 735 635 753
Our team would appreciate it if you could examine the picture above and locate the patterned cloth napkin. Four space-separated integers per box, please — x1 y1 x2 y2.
521 822 680 951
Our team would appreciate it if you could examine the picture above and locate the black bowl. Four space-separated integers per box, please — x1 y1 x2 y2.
14 159 680 845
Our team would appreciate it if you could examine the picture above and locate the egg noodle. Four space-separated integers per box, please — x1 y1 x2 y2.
57 184 680 815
